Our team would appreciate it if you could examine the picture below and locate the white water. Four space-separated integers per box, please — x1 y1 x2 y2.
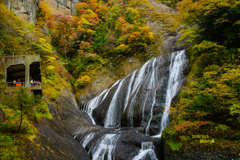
80 50 187 160
155 50 186 138
82 81 120 125
145 58 160 135
132 142 158 160
80 132 96 148
104 75 131 127
82 50 186 135
88 134 120 160
127 60 152 127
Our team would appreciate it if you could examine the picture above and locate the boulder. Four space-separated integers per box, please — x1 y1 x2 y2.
24 89 97 160
25 117 90 160
75 127 164 160
56 89 101 136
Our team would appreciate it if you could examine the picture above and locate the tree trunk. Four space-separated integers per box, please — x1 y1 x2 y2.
17 107 23 133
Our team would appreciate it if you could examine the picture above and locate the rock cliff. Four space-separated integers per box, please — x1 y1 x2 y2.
4 0 39 23
25 89 97 159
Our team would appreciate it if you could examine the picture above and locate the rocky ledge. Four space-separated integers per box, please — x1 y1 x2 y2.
25 89 100 159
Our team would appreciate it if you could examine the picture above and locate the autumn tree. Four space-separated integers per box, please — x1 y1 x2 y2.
37 1 53 28
50 14 77 59
178 0 240 48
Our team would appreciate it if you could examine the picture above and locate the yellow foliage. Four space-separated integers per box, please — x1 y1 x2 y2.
75 75 91 88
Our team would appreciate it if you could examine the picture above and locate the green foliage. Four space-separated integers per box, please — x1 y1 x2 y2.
63 0 153 86
0 134 24 160
74 75 91 88
230 103 240 123
160 0 182 8
163 0 240 153
92 22 111 53
0 72 4 79
0 2 53 56
215 124 230 133
178 0 240 48
168 141 182 151
0 87 52 159
41 56 70 100
124 7 141 24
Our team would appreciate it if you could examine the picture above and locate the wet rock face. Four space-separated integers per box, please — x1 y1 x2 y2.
77 56 145 104
159 36 192 57
90 54 172 129
75 127 164 160
76 51 189 160
84 51 189 136
56 89 101 136
114 128 164 160
121 54 171 131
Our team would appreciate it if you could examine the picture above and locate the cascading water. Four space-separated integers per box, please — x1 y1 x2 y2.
132 142 158 160
82 50 186 134
79 50 188 160
80 132 96 148
82 56 164 128
81 81 120 125
155 50 186 137
88 134 120 160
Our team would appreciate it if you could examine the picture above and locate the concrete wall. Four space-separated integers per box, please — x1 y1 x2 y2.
0 55 40 87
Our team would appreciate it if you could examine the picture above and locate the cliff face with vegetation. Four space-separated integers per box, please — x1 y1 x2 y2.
4 0 39 23
0 0 240 159
162 0 240 159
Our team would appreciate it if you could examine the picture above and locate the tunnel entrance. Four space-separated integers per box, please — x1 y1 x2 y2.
31 89 42 97
7 64 25 87
30 62 41 83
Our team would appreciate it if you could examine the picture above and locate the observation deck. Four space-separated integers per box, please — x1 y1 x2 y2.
0 55 42 96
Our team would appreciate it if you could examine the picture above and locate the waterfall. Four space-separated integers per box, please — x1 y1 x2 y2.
81 50 187 135
80 132 96 148
82 81 120 125
88 134 120 160
155 50 186 137
145 58 161 135
132 142 158 160
79 50 188 160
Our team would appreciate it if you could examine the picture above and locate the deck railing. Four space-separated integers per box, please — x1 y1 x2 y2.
7 82 25 87
7 82 42 88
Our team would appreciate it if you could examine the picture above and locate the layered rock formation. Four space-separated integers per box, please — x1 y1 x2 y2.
4 0 39 23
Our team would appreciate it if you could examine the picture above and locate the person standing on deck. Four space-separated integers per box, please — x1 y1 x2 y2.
17 79 21 87
13 79 16 86
31 79 33 87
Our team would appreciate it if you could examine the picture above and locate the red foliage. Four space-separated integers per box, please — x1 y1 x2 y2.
175 121 192 132
53 55 59 59
174 121 211 132
54 14 74 23
79 9 88 15
108 37 116 43
88 37 94 42
193 121 210 130
47 22 53 28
